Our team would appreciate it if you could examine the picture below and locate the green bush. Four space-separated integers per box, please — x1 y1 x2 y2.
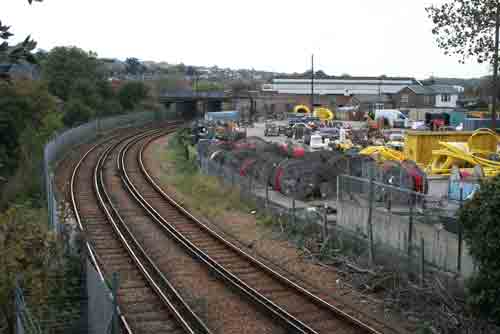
118 81 149 110
459 175 500 323
62 99 94 126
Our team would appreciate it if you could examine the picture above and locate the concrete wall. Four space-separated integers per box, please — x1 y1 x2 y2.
337 199 475 277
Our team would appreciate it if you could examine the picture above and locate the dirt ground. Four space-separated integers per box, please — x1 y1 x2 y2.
144 135 414 333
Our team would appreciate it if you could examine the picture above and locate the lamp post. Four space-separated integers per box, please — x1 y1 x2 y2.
310 54 315 113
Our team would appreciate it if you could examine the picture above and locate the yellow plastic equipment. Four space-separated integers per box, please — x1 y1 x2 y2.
294 105 311 114
313 107 334 121
359 146 406 162
405 128 500 167
428 139 500 177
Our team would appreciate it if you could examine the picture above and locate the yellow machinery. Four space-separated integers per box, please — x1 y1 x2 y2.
313 107 334 121
294 105 311 114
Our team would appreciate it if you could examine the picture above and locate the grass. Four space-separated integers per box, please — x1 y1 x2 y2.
157 131 251 221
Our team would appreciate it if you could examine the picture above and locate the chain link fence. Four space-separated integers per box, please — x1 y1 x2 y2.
27 109 176 334
198 153 475 278
44 109 175 233
196 151 496 333
337 174 475 277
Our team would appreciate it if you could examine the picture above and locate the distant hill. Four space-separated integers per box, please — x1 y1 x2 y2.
420 77 483 89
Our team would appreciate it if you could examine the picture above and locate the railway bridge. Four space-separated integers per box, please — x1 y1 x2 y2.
159 90 230 118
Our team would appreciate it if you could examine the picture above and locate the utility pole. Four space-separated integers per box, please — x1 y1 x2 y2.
311 54 314 113
492 4 500 131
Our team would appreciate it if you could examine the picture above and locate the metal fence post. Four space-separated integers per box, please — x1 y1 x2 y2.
420 238 425 287
408 201 414 258
110 272 119 334
457 186 464 274
367 177 375 266
336 175 340 203
323 203 328 241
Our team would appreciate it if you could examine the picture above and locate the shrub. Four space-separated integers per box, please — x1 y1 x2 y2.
459 175 500 323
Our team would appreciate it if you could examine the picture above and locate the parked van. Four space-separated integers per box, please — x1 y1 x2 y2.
375 110 409 128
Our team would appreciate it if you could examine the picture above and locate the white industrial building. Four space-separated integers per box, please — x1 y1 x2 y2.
267 77 420 96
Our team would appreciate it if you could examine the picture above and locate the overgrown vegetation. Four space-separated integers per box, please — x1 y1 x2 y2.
159 129 250 219
0 12 156 334
459 175 500 324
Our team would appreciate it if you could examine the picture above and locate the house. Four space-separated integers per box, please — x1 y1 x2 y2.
430 85 462 109
394 85 435 110
394 84 462 120
350 94 394 114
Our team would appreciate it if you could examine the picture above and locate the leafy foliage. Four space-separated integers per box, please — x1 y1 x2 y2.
426 1 499 64
62 99 93 126
118 81 149 110
0 204 61 334
125 57 144 75
0 0 41 64
0 80 56 178
459 175 500 322
42 47 103 100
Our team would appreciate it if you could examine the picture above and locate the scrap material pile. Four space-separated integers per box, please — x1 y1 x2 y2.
198 137 427 200
429 129 500 177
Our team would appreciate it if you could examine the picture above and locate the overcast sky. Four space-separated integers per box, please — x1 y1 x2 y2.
5 0 490 79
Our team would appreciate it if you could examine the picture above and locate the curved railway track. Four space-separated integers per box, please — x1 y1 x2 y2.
71 125 212 334
70 124 405 334
118 130 405 334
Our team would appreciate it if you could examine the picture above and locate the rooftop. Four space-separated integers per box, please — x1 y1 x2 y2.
406 85 435 95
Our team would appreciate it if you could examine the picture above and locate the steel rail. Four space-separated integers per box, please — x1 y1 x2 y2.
94 128 211 334
120 132 317 333
70 133 133 334
135 131 390 334
69 124 204 334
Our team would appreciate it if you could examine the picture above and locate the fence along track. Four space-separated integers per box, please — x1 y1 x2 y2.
119 132 396 334
71 125 210 334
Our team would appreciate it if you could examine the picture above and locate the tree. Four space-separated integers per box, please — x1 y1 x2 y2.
459 175 500 323
125 57 143 75
42 46 103 100
0 0 41 64
118 81 149 110
427 1 500 129
0 80 56 177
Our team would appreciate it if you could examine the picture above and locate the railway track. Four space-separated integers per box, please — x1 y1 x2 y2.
114 130 404 334
70 124 405 334
70 125 212 334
